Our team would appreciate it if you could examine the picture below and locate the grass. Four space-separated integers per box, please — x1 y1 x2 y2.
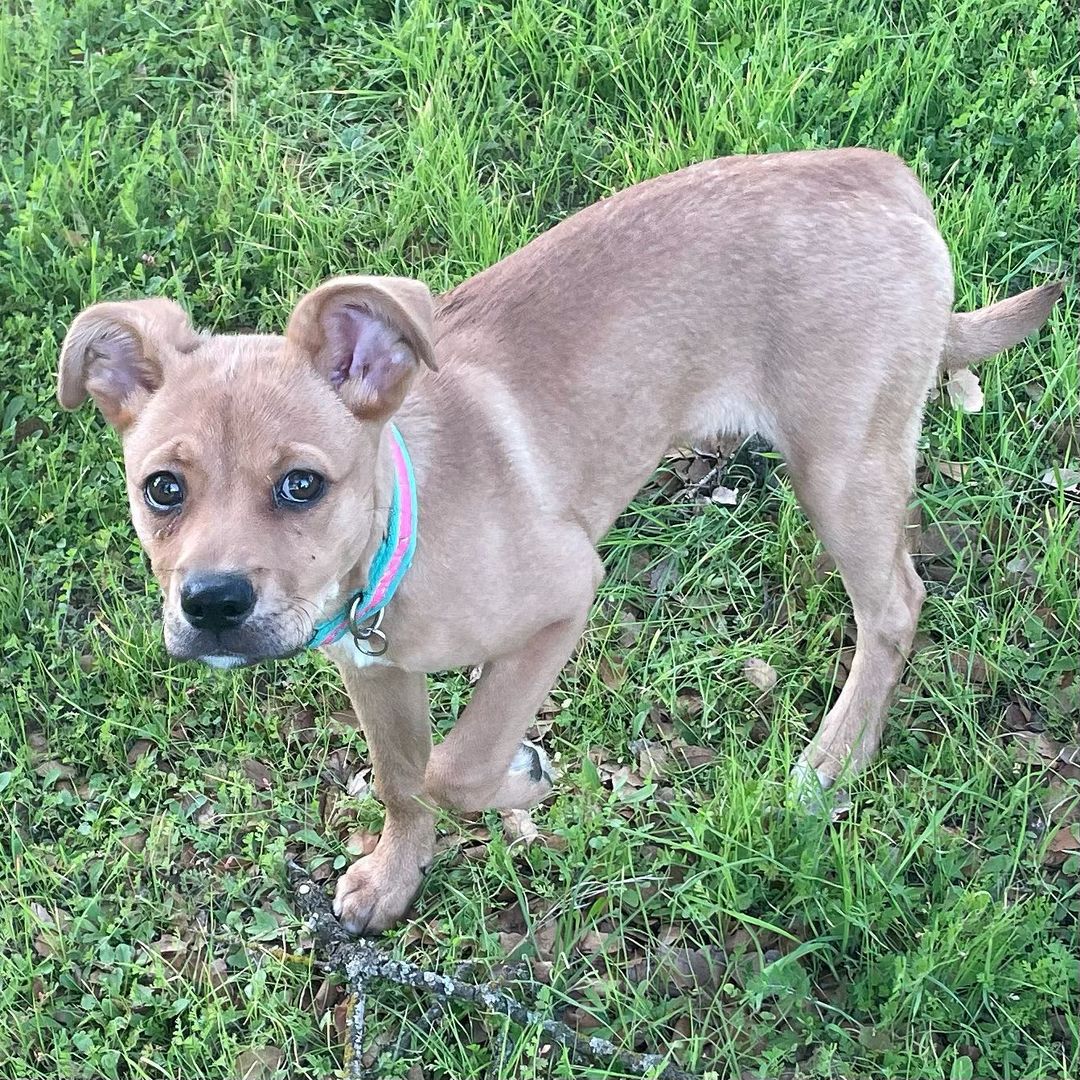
0 0 1077 1077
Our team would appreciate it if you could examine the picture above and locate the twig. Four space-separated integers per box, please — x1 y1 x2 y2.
286 860 701 1080
345 974 367 1080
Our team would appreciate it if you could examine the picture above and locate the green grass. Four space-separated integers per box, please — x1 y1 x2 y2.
1 1 1077 1077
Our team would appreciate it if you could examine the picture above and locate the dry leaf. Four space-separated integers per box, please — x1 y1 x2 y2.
633 740 669 780
346 770 371 799
577 927 616 956
598 655 627 691
1045 824 1080 867
657 943 727 991
946 368 984 412
532 919 558 960
1041 467 1080 494
742 657 778 693
345 830 380 857
235 1046 284 1080
241 758 273 790
280 708 319 744
501 808 540 845
936 460 968 482
1006 730 1068 766
673 744 717 770
499 931 525 954
127 739 155 765
648 553 680 595
951 649 989 685
562 1004 604 1031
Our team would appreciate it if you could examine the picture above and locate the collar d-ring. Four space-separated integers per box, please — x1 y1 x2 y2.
348 596 388 656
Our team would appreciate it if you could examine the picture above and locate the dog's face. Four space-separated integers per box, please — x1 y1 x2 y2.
57 278 436 667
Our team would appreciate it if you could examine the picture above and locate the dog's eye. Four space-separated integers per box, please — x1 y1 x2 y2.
276 470 325 507
144 471 184 512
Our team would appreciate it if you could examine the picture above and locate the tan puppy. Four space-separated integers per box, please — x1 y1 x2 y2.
57 149 1063 933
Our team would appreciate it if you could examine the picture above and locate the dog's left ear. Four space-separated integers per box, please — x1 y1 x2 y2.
286 276 437 421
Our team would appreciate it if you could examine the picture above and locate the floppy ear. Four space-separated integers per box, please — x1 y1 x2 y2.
285 275 437 421
57 299 199 430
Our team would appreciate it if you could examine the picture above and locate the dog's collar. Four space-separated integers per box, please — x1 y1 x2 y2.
308 423 417 655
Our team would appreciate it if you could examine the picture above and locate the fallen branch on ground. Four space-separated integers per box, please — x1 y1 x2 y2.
285 860 703 1080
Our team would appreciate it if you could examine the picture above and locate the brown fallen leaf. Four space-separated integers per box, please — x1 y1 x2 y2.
936 460 968 482
598 654 627 691
280 707 319 744
119 830 147 855
1045 824 1080 867
345 830 381 857
561 1004 605 1031
532 918 558 961
950 649 989 685
33 759 76 782
1041 467 1080 494
634 740 668 780
501 808 540 845
648 553 681 595
673 743 717 770
322 748 356 788
235 1046 284 1080
241 757 273 791
13 416 49 444
346 769 372 799
29 902 72 959
946 368 984 412
1007 730 1080 770
127 739 155 765
656 943 727 992
499 931 525 955
742 657 778 693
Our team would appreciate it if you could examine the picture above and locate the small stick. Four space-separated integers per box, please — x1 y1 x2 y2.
286 861 701 1080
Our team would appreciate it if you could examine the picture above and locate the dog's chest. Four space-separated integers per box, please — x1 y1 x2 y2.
322 637 395 672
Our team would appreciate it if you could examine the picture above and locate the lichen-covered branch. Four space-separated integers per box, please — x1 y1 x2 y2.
285 861 702 1080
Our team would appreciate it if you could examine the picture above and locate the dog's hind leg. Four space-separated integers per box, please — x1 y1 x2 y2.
783 416 926 792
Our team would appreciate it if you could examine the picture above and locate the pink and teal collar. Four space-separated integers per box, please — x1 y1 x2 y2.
308 423 417 655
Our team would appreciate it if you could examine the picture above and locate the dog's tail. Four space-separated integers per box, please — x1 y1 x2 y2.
941 280 1065 372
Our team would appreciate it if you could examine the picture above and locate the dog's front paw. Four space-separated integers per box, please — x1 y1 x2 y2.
332 853 425 936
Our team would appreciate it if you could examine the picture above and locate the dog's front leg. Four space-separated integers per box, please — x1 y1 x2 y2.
332 662 434 935
424 611 592 813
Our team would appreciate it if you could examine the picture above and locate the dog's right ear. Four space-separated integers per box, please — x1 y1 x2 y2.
57 299 198 431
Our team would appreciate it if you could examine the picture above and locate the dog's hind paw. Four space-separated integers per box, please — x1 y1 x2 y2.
493 740 555 809
789 758 851 822
511 740 555 786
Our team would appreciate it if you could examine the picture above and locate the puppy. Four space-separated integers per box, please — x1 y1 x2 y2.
57 148 1063 933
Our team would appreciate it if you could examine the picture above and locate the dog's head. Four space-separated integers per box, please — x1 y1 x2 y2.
57 277 436 667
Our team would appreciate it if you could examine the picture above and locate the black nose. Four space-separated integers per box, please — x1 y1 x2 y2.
180 573 256 632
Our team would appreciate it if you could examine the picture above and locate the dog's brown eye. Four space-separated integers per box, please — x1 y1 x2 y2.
144 471 184 511
276 469 325 507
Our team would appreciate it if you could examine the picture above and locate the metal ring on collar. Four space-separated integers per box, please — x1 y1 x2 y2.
348 597 389 656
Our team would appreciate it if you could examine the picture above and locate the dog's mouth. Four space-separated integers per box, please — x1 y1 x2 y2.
163 612 309 668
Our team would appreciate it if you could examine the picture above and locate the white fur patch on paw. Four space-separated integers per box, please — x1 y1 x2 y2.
510 740 556 786
790 758 850 821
